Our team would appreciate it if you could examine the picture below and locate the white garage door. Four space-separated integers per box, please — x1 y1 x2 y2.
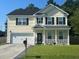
11 33 35 45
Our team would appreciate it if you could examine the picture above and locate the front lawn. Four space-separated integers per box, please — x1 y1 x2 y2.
22 45 79 59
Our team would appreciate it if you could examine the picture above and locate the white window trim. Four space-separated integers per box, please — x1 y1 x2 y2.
57 17 65 25
16 17 28 25
37 17 43 25
46 17 54 25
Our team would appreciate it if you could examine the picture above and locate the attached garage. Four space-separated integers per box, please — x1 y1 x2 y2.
10 33 35 45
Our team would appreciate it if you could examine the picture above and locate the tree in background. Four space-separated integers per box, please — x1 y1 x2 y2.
70 8 79 34
62 0 74 15
62 0 79 35
47 0 54 4
47 0 58 6
27 3 34 8
62 0 79 15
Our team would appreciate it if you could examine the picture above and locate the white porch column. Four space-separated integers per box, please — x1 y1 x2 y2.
34 32 37 44
54 17 56 25
67 30 70 45
66 17 68 26
55 30 57 44
43 17 45 25
43 30 45 45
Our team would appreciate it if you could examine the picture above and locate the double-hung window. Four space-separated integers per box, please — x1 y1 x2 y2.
37 17 43 24
46 17 54 25
48 31 52 39
57 17 65 25
58 31 64 40
16 18 29 25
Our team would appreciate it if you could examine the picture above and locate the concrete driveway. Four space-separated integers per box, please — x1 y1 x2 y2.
0 44 25 59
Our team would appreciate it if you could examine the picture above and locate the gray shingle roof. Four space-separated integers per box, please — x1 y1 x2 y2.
33 25 70 29
44 26 70 28
33 24 44 28
8 7 40 15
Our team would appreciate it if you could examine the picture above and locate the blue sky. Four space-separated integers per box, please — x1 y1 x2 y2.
0 0 65 31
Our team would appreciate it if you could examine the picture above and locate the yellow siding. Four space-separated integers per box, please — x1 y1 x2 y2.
47 7 66 17
8 16 36 33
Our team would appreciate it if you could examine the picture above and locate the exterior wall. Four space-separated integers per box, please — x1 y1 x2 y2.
11 33 35 45
57 30 69 45
7 5 69 45
7 15 36 32
7 15 36 43
45 30 55 44
36 9 68 26
44 30 69 45
34 29 69 45
35 5 68 26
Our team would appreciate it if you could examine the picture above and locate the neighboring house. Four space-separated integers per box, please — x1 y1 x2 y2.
7 4 70 45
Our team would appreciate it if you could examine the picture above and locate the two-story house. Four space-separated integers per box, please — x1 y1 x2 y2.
7 4 70 45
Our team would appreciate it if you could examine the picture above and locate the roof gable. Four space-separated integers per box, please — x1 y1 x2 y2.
8 4 69 16
34 4 69 16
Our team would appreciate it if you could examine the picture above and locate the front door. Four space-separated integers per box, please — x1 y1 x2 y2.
37 33 42 44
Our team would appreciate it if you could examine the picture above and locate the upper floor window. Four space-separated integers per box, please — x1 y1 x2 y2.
46 17 54 25
37 17 43 24
57 17 65 25
16 18 29 25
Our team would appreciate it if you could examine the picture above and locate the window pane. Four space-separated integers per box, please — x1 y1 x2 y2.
23 19 27 25
41 18 43 23
48 21 52 24
59 31 63 39
46 17 54 25
16 18 29 25
48 31 52 39
57 17 65 25
37 17 43 24
59 36 63 39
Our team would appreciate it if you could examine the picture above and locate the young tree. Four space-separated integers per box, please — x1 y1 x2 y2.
62 0 79 35
47 0 54 4
70 8 79 34
62 0 79 14
27 3 34 8
47 0 57 5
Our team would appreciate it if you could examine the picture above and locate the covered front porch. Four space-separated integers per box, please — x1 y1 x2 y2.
34 29 69 45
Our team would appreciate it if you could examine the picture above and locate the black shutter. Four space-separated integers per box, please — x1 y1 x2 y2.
56 17 58 24
27 18 29 25
52 17 54 24
37 18 38 24
41 18 43 23
16 18 18 25
63 17 65 24
45 17 47 24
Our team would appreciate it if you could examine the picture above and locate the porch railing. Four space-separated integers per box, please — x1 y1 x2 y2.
57 39 67 45
45 39 67 45
45 39 55 44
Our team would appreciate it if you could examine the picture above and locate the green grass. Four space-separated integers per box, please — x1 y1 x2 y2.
22 45 79 59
